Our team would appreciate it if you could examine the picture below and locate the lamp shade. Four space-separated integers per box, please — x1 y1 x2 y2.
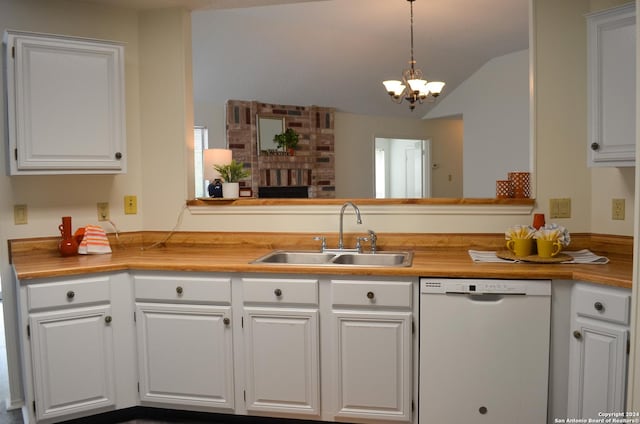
203 148 232 181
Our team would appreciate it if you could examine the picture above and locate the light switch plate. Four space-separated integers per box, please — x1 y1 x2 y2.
549 198 571 219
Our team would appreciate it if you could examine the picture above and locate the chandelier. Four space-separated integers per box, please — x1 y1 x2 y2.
383 0 445 111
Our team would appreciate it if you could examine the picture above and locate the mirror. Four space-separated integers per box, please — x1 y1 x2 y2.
257 116 284 154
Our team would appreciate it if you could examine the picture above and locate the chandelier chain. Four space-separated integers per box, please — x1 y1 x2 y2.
382 0 445 110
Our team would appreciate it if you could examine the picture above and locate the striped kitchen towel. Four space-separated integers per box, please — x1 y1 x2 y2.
78 225 112 254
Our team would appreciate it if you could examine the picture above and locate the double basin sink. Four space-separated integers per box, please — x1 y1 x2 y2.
252 250 413 267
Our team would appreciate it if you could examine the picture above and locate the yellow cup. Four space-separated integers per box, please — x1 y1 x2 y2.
537 239 562 258
506 238 533 257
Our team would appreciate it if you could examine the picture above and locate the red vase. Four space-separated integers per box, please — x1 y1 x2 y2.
58 216 78 257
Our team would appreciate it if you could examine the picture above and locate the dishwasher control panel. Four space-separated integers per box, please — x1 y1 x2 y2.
420 278 551 296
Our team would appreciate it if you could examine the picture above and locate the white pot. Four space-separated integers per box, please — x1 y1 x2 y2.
222 182 239 199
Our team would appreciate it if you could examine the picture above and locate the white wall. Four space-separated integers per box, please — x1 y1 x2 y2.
426 49 531 198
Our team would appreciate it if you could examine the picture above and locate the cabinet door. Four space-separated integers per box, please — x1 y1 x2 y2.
330 310 412 422
243 307 320 417
587 4 636 166
5 31 126 174
135 303 234 410
29 305 116 421
568 317 628 418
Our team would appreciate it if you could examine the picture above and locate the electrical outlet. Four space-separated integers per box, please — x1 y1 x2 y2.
97 202 109 221
549 198 571 219
14 204 27 225
124 195 137 215
612 198 625 220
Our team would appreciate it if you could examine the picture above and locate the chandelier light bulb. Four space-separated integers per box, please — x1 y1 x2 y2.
425 81 445 97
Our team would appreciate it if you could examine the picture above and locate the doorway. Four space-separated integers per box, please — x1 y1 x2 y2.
374 138 431 199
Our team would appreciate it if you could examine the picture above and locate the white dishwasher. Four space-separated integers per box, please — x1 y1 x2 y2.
419 278 551 424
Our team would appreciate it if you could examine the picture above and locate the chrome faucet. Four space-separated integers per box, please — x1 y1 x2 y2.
338 201 362 250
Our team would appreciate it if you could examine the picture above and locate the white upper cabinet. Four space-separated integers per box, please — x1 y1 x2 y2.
3 30 126 174
587 4 636 167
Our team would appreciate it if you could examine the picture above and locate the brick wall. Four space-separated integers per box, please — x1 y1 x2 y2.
225 100 335 198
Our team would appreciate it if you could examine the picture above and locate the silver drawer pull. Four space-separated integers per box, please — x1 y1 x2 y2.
366 291 375 300
66 290 75 299
105 316 112 324
223 317 230 326
176 286 183 295
274 288 283 297
594 301 604 312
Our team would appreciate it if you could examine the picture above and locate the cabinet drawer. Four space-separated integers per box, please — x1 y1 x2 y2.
242 278 318 305
331 280 412 308
134 275 231 304
27 276 111 311
573 284 630 325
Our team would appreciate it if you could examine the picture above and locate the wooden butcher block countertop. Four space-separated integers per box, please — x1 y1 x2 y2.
9 232 634 289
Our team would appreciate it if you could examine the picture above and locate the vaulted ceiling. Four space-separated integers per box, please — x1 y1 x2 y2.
79 0 530 118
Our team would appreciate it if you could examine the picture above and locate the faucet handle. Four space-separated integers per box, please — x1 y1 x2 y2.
367 230 377 252
313 236 327 251
355 236 369 253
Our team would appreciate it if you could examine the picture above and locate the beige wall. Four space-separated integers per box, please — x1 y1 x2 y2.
534 0 634 235
0 0 192 405
334 113 463 198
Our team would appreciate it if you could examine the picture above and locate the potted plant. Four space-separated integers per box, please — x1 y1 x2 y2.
213 159 250 198
273 128 299 156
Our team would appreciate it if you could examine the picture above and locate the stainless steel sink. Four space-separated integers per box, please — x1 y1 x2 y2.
331 252 412 267
252 251 336 265
252 250 413 267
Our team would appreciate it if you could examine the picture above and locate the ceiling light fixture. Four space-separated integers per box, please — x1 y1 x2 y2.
383 0 445 111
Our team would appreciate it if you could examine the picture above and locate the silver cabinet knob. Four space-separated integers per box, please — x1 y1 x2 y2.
591 142 600 151
223 317 230 326
176 286 183 295
274 288 283 297
573 330 582 340
105 316 112 324
366 291 375 300
66 290 75 299
594 301 604 312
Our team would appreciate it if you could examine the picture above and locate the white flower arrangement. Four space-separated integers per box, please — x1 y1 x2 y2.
534 224 571 247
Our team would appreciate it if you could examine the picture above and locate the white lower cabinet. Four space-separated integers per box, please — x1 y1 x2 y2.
325 279 414 423
241 277 320 418
16 270 418 424
29 304 116 421
17 273 137 424
568 282 630 419
133 273 234 411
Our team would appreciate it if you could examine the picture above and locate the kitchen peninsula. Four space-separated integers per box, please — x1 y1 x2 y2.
8 230 633 424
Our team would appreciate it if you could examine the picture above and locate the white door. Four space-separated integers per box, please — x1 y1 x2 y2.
330 310 412 422
29 305 116 420
568 318 628 418
136 303 234 410
243 307 320 417
374 138 431 198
